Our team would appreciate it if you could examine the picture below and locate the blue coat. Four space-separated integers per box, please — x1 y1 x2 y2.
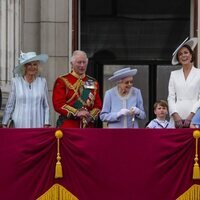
100 86 146 128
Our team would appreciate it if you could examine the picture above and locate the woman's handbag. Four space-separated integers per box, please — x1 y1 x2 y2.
7 118 14 128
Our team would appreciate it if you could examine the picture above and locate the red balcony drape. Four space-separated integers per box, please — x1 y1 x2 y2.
0 128 200 200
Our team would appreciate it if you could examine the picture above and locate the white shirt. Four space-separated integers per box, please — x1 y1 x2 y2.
146 118 172 129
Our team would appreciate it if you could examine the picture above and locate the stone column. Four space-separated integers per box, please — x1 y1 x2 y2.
40 0 70 125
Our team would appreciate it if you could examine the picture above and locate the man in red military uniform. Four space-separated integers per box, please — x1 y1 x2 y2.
52 50 102 128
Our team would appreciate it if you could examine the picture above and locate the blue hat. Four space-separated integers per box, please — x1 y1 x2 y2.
172 37 198 65
14 51 48 74
108 67 137 82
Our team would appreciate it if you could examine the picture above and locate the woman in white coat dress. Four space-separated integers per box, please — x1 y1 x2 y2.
100 67 146 128
168 37 200 128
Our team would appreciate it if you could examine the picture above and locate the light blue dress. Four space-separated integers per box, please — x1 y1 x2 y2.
191 108 200 128
100 86 146 128
2 76 50 128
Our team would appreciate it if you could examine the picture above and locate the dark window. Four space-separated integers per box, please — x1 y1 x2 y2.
81 0 190 61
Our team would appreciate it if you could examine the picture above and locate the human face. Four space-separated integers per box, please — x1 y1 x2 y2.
118 76 133 95
177 47 192 65
24 61 39 76
72 54 88 76
154 105 168 120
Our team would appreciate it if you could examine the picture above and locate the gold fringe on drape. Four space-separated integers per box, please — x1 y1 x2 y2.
55 130 63 179
176 184 200 200
36 183 79 200
193 130 200 180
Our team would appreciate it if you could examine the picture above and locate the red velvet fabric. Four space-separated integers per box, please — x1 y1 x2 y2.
0 128 200 199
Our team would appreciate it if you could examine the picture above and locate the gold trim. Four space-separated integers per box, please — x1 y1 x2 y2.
193 130 200 179
55 130 63 179
71 71 85 79
36 183 79 200
60 77 86 106
176 184 200 200
62 105 78 116
90 108 101 120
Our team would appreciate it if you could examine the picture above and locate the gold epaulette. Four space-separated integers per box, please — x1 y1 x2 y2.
86 75 97 81
59 72 70 78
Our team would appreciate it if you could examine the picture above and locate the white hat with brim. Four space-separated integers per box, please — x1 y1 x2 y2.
108 67 137 82
14 51 48 75
172 37 198 65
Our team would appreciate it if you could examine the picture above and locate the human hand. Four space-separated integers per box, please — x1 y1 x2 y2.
183 113 194 128
117 108 130 117
183 119 191 128
130 107 140 115
175 120 184 128
172 113 183 128
190 123 199 128
85 116 92 123
77 109 90 118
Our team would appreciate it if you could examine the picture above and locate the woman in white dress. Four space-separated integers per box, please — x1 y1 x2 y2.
2 51 50 128
168 37 200 128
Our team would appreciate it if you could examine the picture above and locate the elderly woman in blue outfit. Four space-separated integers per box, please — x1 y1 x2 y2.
2 51 50 128
100 67 146 128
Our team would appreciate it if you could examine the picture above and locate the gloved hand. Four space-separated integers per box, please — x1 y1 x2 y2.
117 108 130 117
130 107 140 115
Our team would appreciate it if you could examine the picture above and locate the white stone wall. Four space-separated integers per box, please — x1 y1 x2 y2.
0 0 21 90
0 0 21 122
39 0 70 125
0 0 71 126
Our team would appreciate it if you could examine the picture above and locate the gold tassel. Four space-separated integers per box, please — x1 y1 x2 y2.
55 130 63 179
193 130 200 180
193 163 200 180
55 161 63 179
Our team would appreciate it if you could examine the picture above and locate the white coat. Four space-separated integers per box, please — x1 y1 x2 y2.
168 66 200 126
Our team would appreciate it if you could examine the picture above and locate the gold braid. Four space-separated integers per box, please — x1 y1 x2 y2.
60 77 87 106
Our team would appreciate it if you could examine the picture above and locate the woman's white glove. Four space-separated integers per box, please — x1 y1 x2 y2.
117 108 130 117
130 107 140 115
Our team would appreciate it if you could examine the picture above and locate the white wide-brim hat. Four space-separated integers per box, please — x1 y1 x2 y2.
108 67 137 82
14 51 48 74
172 37 198 65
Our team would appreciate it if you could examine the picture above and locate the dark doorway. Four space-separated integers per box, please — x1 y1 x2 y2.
80 0 190 127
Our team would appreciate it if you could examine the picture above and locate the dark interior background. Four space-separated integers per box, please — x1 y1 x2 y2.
80 0 190 127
